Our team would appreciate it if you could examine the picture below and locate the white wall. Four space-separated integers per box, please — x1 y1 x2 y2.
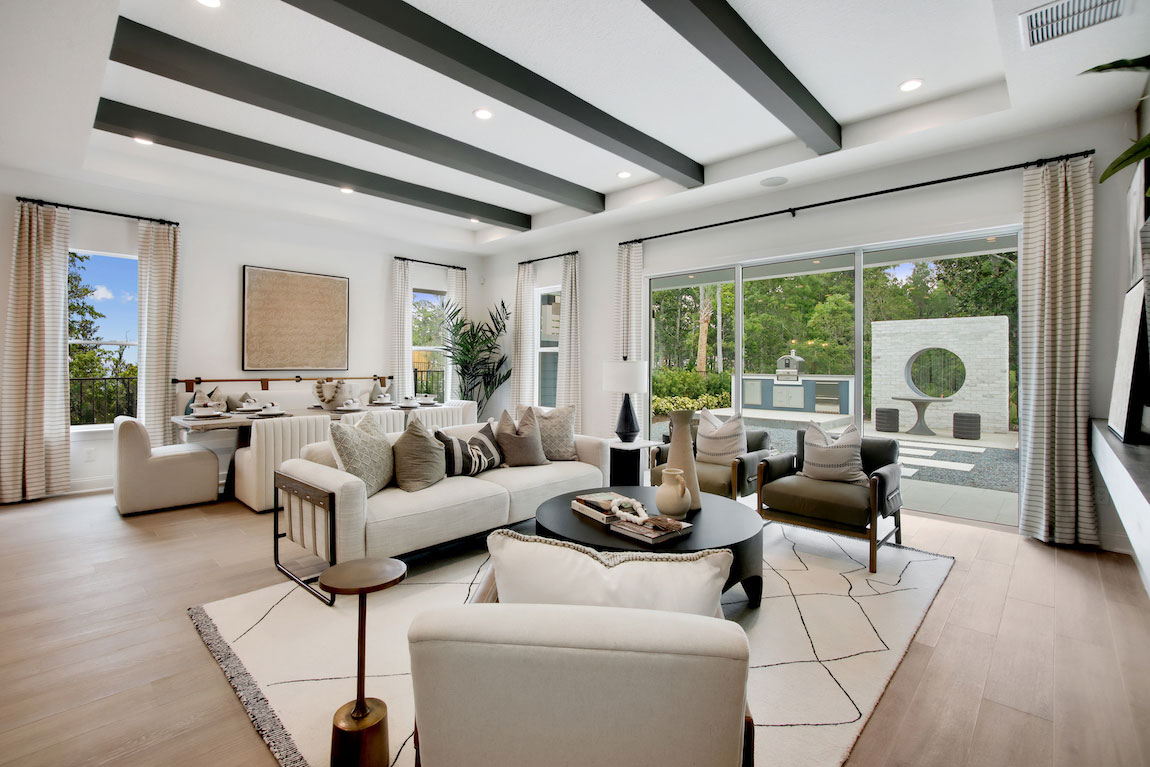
481 111 1141 550
0 166 485 492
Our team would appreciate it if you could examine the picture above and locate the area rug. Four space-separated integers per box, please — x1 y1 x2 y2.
190 523 952 767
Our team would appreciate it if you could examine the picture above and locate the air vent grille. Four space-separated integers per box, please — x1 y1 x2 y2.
1021 0 1124 46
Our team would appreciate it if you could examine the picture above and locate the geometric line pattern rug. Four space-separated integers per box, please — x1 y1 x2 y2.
190 522 952 767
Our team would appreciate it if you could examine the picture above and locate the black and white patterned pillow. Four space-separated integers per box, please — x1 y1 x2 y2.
800 422 869 486
436 421 503 477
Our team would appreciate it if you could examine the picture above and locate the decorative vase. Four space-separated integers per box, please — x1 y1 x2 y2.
655 468 691 519
665 410 702 511
315 380 358 411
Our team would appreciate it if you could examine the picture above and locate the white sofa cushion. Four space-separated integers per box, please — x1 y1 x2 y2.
487 529 733 617
365 476 509 558
474 461 602 523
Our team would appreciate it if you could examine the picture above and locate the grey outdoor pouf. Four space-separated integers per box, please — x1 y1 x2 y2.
875 407 899 433
954 412 981 440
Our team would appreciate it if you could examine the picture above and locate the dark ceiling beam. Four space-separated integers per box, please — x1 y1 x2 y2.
279 0 705 188
639 0 841 155
94 99 531 231
109 18 602 214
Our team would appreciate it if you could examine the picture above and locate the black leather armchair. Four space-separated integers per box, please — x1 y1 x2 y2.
651 422 772 501
757 430 903 573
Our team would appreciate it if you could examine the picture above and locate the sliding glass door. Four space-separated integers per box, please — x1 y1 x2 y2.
862 233 1019 525
649 268 735 442
647 230 1020 526
741 253 856 455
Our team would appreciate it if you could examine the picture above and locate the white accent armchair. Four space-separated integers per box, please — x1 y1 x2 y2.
408 602 752 767
113 416 218 515
234 414 332 513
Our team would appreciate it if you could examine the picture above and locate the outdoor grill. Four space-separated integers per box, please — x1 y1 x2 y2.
775 349 805 382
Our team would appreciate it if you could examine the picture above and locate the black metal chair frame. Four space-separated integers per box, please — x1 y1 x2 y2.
273 470 337 606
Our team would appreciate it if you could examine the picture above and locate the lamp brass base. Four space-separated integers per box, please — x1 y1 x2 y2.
331 698 388 767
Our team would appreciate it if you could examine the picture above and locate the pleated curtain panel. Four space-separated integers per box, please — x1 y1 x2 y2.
137 219 182 446
509 262 536 414
391 258 414 400
556 252 582 432
1018 156 1098 545
1 201 71 503
444 267 468 400
612 242 645 436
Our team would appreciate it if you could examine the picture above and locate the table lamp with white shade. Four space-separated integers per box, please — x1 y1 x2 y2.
603 357 647 442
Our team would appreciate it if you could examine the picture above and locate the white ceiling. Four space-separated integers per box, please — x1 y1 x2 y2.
0 0 1145 253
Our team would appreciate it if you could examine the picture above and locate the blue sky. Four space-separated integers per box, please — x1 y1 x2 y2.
73 253 138 363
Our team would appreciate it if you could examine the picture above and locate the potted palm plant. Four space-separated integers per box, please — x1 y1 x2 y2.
441 301 512 417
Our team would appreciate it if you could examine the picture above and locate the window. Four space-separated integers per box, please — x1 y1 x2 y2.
537 287 561 407
68 251 139 426
412 289 446 402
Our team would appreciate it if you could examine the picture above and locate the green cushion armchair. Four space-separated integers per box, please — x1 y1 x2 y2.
652 423 772 501
757 430 903 573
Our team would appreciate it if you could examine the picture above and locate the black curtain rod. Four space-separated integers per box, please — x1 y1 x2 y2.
620 149 1095 246
518 250 577 266
394 255 466 271
16 196 179 227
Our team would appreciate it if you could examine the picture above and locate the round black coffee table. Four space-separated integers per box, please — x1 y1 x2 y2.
535 486 764 608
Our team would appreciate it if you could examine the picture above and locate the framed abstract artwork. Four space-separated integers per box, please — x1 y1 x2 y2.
242 265 349 370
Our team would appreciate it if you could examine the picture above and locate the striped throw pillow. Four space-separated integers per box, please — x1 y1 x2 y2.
695 409 747 466
436 421 502 477
799 422 869 486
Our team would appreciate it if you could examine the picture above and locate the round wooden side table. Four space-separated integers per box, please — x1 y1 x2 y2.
319 557 407 767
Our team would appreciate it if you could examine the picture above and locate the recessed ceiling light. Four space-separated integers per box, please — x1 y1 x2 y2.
469 217 480 223
339 186 354 194
759 176 787 187
617 170 632 179
473 107 493 120
688 274 696 279
197 0 221 7
899 78 923 92
133 137 153 145
812 259 821 264
986 236 997 242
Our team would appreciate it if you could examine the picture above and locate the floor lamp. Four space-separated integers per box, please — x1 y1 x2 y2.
603 358 647 442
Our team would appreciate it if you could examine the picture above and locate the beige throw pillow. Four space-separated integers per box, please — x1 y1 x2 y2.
496 409 550 466
696 409 747 466
527 406 578 461
487 529 732 617
800 422 869 486
329 415 393 496
393 417 446 492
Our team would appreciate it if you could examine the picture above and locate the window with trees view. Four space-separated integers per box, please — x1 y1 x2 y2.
538 288 560 407
68 251 139 426
412 289 446 402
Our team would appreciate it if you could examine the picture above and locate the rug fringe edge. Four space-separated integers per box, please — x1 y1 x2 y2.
187 604 311 767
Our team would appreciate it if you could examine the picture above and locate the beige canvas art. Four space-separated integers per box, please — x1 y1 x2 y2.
243 265 349 370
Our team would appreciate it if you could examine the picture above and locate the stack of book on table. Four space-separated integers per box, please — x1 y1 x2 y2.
571 492 693 545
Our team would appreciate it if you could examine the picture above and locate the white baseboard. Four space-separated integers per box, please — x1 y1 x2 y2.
68 475 112 494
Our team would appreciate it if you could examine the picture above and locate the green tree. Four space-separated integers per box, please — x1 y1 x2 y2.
412 295 446 347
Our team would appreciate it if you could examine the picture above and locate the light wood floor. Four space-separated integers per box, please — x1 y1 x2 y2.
0 494 1147 766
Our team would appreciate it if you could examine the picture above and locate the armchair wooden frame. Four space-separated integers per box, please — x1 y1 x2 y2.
755 461 902 573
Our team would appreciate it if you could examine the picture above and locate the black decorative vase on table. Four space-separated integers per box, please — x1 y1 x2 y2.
615 392 640 443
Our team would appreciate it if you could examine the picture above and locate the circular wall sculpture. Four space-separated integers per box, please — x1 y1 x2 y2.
906 348 966 399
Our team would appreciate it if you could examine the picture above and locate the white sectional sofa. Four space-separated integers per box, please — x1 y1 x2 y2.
274 421 611 570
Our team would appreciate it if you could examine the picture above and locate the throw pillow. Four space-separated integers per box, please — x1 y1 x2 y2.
225 391 257 411
800 422 869 486
393 417 446 492
185 386 227 414
695 409 747 466
329 414 393 496
533 406 578 461
487 529 732 618
496 408 550 467
435 420 501 476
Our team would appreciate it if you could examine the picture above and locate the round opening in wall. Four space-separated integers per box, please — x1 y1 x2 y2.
906 348 966 398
